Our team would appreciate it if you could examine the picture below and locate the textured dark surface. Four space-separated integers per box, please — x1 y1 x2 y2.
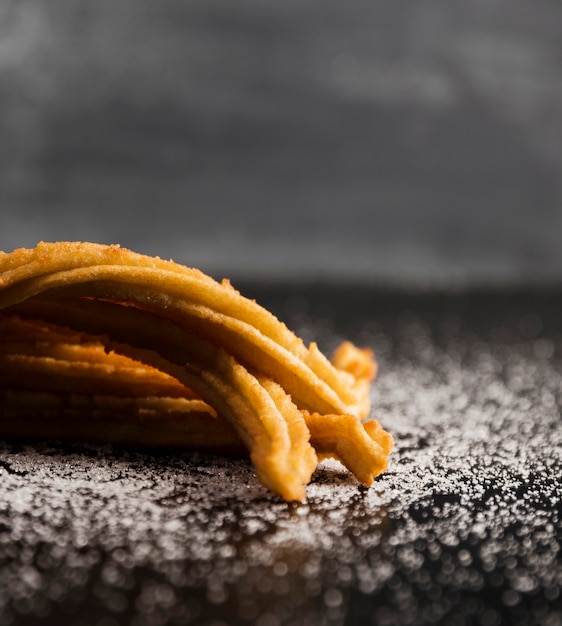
1 285 561 626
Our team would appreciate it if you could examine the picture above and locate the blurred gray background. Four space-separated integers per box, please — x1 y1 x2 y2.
1 0 561 284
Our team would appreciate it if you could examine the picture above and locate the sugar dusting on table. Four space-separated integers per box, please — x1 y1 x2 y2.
0 304 561 626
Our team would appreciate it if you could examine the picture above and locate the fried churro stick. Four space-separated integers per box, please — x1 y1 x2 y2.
0 316 242 451
0 242 371 416
305 412 393 486
5 298 318 501
0 315 195 398
0 242 393 500
1 313 392 487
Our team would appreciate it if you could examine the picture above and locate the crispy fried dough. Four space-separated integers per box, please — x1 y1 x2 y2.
0 315 195 398
0 242 369 416
0 242 393 501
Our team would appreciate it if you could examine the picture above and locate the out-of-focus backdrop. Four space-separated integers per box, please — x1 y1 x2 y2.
1 0 561 284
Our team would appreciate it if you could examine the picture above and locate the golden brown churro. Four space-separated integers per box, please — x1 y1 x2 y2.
0 241 392 501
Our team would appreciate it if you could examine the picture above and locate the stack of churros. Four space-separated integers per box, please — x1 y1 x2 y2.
0 242 393 501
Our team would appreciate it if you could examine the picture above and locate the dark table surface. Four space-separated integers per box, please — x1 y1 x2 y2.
1 284 561 626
